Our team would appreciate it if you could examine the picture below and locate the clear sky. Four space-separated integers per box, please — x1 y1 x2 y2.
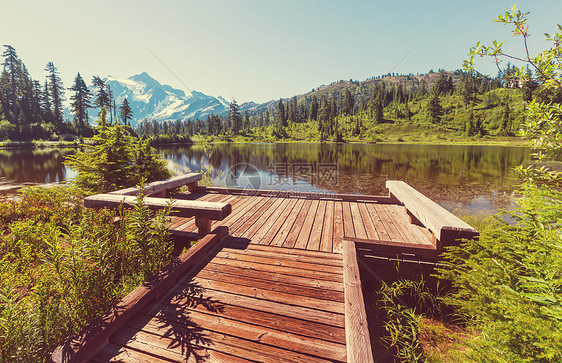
2 0 561 103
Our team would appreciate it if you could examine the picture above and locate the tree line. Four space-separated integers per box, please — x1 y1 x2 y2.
0 45 133 140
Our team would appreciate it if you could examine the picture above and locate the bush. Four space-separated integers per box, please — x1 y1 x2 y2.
65 125 171 193
0 186 172 362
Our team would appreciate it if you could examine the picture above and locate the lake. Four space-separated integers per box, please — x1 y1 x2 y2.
0 143 531 216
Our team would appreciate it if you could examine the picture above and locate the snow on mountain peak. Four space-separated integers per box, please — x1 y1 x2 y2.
91 73 228 126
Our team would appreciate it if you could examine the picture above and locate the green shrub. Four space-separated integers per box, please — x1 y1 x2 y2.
65 125 170 193
0 186 172 362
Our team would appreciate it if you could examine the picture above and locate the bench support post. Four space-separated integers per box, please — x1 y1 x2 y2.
195 216 211 235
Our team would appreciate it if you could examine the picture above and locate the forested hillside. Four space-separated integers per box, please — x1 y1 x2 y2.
138 68 552 144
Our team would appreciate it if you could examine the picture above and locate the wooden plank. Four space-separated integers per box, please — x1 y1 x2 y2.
51 226 229 363
307 200 327 251
342 202 355 238
269 198 306 247
384 204 434 245
219 245 343 267
294 199 320 249
209 257 343 283
204 262 344 292
186 276 343 313
137 308 346 362
320 200 335 253
162 286 345 328
333 201 344 253
372 204 403 242
214 250 342 275
114 324 310 363
110 173 202 196
229 197 275 235
228 197 274 236
196 185 393 203
350 202 368 239
358 202 380 240
92 342 178 362
382 204 433 246
177 294 346 344
84 194 231 220
239 197 286 240
342 239 374 362
365 202 391 241
196 268 344 302
386 180 478 247
224 238 343 260
256 198 299 246
282 199 313 248
106 327 250 363
346 236 440 260
248 198 293 245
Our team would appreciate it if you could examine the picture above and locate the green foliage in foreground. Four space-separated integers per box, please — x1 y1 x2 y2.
438 5 562 362
0 186 173 362
440 185 562 362
65 124 171 193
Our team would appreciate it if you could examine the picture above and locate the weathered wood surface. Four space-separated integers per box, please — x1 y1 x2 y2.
342 239 374 363
110 173 202 196
51 226 229 363
386 180 479 248
167 190 436 253
84 194 231 220
88 237 349 362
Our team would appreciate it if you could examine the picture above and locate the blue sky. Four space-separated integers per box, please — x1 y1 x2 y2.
2 0 561 103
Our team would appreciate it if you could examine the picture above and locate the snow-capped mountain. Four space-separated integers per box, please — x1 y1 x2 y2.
84 72 230 126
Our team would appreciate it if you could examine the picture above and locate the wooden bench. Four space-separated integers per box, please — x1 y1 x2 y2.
386 180 478 249
85 173 231 235
109 173 202 197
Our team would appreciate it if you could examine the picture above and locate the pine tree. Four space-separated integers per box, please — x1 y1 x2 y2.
310 95 318 121
427 92 443 123
119 98 133 125
69 72 92 132
342 89 354 116
2 45 22 130
92 76 111 116
374 92 384 123
228 100 242 134
243 110 250 131
276 99 287 127
45 62 65 127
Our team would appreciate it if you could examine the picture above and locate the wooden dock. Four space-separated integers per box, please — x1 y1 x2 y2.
52 174 478 362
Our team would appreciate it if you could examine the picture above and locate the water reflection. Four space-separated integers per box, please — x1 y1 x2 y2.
0 144 531 215
0 148 75 184
159 143 530 215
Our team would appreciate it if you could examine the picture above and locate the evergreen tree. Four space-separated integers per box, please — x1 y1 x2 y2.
92 76 111 116
310 95 318 121
45 62 64 127
342 89 354 116
119 98 133 125
228 100 242 134
374 92 384 123
40 80 53 123
276 99 287 127
243 110 250 131
427 92 443 123
69 72 91 132
1 45 23 131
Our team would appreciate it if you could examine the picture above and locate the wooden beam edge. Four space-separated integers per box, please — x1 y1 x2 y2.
342 239 374 362
50 226 229 363
195 186 396 203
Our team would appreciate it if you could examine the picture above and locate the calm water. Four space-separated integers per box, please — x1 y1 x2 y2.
0 143 532 215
